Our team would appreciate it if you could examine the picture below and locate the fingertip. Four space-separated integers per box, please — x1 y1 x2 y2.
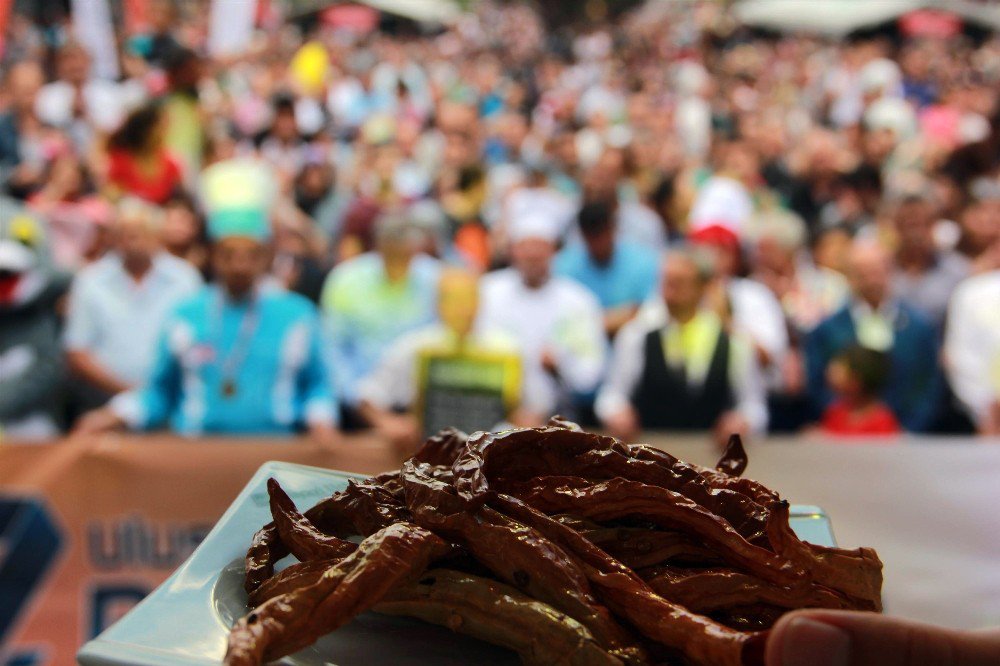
766 611 852 666
766 611 800 666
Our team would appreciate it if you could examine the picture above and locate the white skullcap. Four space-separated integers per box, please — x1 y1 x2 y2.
688 176 753 236
864 97 917 140
859 58 902 93
508 212 561 244
673 60 709 97
745 208 807 250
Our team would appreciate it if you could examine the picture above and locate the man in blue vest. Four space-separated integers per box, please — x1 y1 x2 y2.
75 207 339 440
805 238 942 432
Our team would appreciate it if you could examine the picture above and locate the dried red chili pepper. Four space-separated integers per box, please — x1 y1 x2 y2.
640 565 855 614
453 427 770 541
375 568 626 666
765 501 883 610
231 424 882 665
716 434 749 477
248 558 339 608
581 526 723 569
244 477 410 594
411 426 469 466
401 459 647 663
631 444 780 507
226 523 450 666
491 494 767 666
500 476 805 588
266 478 357 563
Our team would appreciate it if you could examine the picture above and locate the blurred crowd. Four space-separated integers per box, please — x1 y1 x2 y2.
2 0 1000 448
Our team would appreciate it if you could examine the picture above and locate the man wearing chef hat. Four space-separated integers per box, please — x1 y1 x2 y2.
477 211 606 418
75 201 340 441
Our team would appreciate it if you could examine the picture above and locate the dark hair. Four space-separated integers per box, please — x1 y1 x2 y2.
164 46 199 76
164 191 199 214
578 199 615 237
838 164 882 193
836 345 891 396
107 102 163 153
164 191 209 246
272 92 296 114
457 165 484 191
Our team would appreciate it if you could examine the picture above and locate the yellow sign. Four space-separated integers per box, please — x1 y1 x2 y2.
416 349 521 437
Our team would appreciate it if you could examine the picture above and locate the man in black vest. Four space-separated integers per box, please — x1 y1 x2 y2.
595 246 767 444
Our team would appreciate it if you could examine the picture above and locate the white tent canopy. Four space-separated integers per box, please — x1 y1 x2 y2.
734 0 1000 36
358 0 462 24
291 0 463 24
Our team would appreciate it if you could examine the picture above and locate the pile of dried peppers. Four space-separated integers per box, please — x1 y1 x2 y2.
226 419 882 666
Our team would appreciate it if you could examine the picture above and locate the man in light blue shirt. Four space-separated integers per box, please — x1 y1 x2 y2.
76 207 339 439
554 199 659 337
65 198 202 406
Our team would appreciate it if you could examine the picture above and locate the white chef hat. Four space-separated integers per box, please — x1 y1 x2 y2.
508 212 562 244
687 176 753 238
864 97 917 140
859 58 902 94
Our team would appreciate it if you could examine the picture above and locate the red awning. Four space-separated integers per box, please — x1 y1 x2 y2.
320 4 379 32
899 9 962 37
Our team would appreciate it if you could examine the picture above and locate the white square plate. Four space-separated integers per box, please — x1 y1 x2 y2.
77 461 837 665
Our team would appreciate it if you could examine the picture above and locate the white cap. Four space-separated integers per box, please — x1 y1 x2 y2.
860 58 902 94
688 176 753 236
864 97 917 140
673 60 709 97
508 212 561 244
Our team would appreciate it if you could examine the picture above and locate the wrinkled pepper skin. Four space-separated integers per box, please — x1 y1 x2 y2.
230 421 883 666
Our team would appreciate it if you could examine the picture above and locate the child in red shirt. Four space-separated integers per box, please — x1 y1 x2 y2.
820 345 901 436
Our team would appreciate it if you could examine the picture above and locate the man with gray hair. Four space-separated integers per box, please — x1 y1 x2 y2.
890 192 968 329
320 209 441 410
596 245 767 444
805 237 942 431
64 197 201 410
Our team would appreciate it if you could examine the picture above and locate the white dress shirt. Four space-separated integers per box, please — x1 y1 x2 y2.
595 305 768 433
64 253 202 386
728 278 789 385
36 79 126 133
944 271 1000 425
477 269 607 415
639 278 788 390
358 322 547 412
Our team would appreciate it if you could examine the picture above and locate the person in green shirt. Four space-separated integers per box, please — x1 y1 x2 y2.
320 211 441 410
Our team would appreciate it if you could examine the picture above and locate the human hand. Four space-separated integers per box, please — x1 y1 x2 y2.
508 408 544 428
10 162 43 188
377 413 423 456
604 406 640 442
782 349 806 395
766 609 1000 666
980 400 1000 437
603 305 639 337
714 410 749 449
72 408 126 436
307 423 343 449
540 348 559 376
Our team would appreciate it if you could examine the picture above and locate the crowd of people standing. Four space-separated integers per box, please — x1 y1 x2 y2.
2 0 999 446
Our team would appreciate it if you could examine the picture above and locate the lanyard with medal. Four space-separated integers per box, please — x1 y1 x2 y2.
212 287 261 399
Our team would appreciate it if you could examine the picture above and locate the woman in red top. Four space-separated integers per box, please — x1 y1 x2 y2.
820 345 901 437
105 102 182 205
